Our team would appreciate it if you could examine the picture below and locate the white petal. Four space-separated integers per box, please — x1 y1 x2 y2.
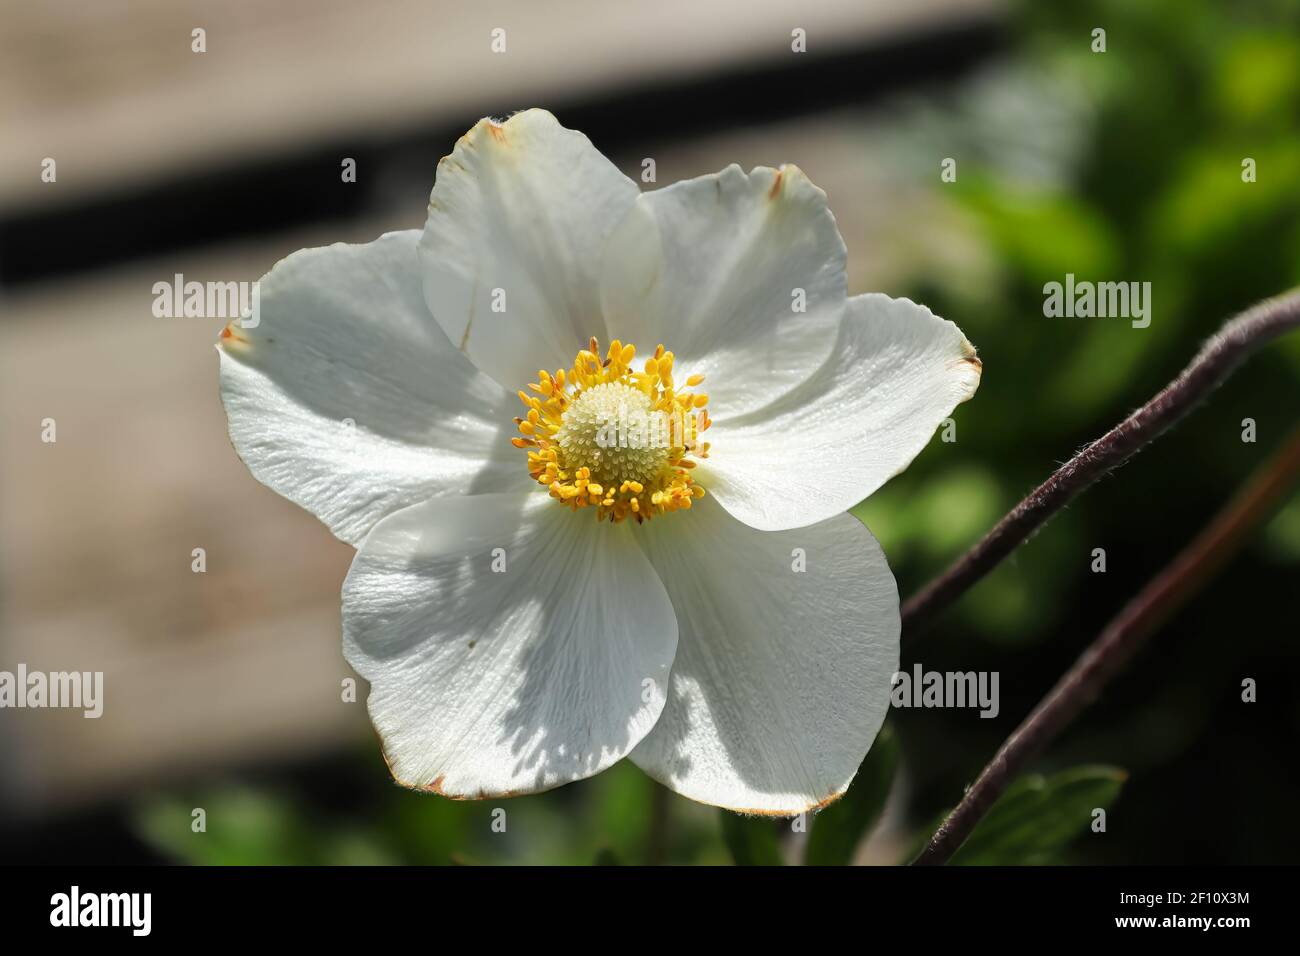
630 495 899 815
702 293 982 531
599 163 847 418
218 230 525 546
343 492 678 798
419 109 640 390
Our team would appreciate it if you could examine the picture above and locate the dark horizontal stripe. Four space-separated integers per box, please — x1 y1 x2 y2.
0 17 1002 289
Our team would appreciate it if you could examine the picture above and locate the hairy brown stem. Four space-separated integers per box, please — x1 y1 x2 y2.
901 288 1300 637
912 422 1300 865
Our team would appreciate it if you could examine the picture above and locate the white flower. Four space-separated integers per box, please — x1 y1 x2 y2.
217 109 980 814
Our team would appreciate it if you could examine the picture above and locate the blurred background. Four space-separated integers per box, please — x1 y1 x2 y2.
2 0 1298 865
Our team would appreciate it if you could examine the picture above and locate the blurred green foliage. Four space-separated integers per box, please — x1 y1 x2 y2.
864 0 1300 867
719 811 785 866
136 759 734 866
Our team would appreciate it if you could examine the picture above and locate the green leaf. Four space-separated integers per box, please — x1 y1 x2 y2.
947 765 1127 865
592 846 622 866
719 812 784 866
805 722 900 865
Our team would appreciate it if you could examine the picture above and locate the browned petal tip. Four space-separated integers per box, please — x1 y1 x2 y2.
414 774 472 800
727 788 845 818
767 167 785 200
219 320 250 346
407 771 527 801
955 337 982 373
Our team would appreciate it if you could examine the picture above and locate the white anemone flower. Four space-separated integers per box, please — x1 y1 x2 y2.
218 110 981 815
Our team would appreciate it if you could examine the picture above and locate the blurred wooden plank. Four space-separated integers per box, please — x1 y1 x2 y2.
0 221 390 814
0 0 999 211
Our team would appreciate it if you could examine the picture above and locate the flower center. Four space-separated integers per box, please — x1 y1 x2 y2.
513 337 712 523
556 382 671 488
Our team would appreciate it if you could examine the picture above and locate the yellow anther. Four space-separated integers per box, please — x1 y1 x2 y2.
513 337 710 523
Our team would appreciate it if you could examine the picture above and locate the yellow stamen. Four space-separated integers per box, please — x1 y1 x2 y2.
513 337 710 523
